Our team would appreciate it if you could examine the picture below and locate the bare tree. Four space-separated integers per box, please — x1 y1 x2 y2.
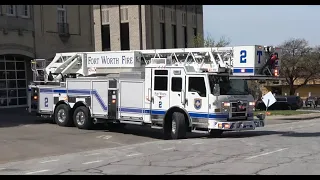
193 33 231 47
279 38 320 95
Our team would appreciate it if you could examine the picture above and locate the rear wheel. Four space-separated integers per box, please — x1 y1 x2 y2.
54 104 73 127
73 106 93 130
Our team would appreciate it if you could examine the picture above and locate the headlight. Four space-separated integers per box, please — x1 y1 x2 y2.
222 102 230 107
221 102 230 112
249 102 255 106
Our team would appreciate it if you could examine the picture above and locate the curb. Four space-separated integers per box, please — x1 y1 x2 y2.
265 114 320 121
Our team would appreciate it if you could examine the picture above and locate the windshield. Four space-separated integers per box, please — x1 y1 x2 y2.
209 75 249 95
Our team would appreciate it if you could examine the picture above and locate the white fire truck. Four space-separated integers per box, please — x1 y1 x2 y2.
27 46 281 139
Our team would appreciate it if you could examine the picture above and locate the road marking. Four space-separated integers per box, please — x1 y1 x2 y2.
39 159 59 164
162 147 174 151
107 141 126 145
96 135 112 140
192 142 203 145
84 153 101 156
126 153 142 157
246 148 288 160
82 160 102 165
25 169 50 175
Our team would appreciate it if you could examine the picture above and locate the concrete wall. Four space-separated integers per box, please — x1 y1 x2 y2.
33 5 94 59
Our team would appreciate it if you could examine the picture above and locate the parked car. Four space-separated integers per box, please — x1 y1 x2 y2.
305 96 320 108
255 95 303 111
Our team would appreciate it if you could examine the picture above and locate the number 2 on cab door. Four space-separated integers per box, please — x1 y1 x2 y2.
44 97 48 107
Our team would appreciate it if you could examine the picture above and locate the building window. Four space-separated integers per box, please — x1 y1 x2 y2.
192 14 197 26
102 25 111 51
102 10 109 24
6 5 16 16
172 25 177 48
170 10 176 23
193 28 197 37
159 8 164 22
120 23 130 50
183 26 188 48
160 23 166 49
182 13 187 25
57 5 67 23
120 8 128 21
19 5 30 18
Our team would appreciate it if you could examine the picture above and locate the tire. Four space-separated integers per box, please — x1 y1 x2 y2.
163 112 187 140
208 129 223 138
73 106 93 130
187 127 192 133
54 104 73 127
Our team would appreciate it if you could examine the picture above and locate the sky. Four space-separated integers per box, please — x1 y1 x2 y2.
203 5 320 47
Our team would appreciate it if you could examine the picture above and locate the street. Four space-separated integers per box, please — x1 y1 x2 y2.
1 110 320 174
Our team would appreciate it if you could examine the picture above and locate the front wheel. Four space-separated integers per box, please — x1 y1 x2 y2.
73 106 93 130
163 112 187 140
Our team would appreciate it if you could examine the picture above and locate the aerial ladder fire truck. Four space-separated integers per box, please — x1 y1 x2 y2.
27 45 281 139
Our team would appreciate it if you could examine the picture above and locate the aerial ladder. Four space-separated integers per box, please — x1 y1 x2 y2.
30 46 281 85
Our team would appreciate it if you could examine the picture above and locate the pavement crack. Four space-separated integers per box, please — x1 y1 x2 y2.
164 149 264 175
253 157 295 175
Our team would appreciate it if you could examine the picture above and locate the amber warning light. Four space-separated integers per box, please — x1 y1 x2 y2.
33 96 38 100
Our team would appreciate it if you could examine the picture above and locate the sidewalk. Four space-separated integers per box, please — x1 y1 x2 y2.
265 112 320 121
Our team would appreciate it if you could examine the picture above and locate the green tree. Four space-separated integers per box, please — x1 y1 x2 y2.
279 38 320 95
193 33 231 47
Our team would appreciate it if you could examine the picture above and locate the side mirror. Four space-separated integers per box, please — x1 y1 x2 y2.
213 84 220 96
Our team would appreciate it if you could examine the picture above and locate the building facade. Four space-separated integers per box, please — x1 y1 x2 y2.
93 5 204 51
0 5 94 108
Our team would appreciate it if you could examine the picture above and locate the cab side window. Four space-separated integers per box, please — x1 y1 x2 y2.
188 77 206 97
171 77 182 92
154 70 168 91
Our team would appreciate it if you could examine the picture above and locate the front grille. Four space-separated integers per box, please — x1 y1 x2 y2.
230 101 247 119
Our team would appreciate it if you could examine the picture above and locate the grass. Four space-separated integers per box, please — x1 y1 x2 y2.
253 110 316 116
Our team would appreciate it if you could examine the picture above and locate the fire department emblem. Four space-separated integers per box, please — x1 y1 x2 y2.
194 98 202 110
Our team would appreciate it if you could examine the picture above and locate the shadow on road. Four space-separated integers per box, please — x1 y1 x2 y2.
2 108 320 139
100 125 206 140
0 108 52 128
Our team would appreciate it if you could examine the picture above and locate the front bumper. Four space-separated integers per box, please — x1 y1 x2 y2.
208 119 265 131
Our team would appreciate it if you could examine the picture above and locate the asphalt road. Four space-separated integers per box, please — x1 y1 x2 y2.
0 108 206 164
1 112 320 174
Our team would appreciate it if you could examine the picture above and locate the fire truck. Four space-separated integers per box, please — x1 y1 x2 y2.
27 46 281 139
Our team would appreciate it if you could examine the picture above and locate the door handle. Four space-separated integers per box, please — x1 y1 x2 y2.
178 94 180 96
191 92 195 95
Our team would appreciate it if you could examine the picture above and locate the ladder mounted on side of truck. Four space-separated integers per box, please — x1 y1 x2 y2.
30 45 283 85
139 47 233 73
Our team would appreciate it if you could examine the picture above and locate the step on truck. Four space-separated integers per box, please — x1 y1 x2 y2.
27 46 282 139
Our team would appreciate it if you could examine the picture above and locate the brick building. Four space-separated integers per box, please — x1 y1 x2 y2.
93 5 204 51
